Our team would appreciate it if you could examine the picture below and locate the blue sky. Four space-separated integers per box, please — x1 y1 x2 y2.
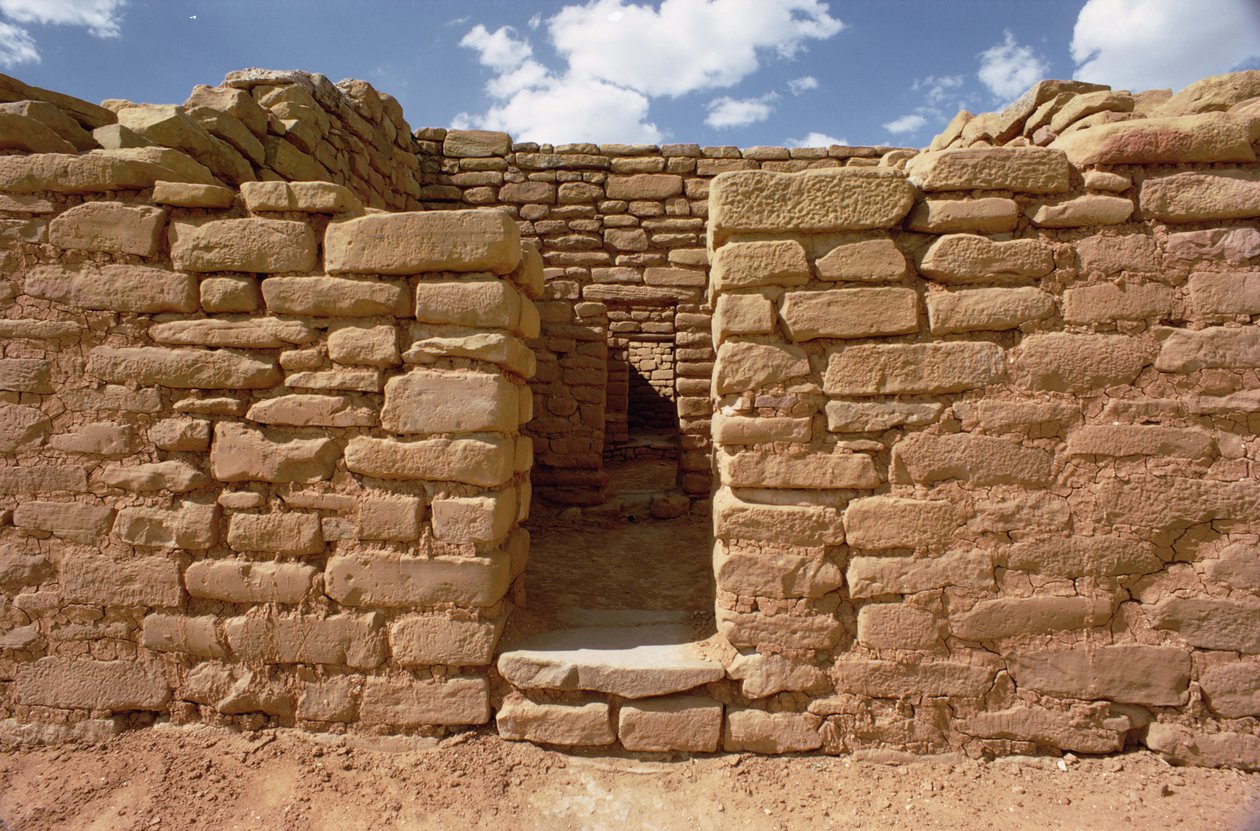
4 0 1260 147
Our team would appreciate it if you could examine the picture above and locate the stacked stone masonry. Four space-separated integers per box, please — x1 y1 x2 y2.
0 65 1258 768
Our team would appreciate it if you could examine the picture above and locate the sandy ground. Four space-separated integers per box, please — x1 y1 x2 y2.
1 726 1257 831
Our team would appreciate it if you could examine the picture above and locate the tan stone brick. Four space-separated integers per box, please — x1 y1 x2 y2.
0 465 87 495
113 503 218 550
917 234 1055 283
184 560 315 603
13 500 113 543
148 318 313 349
709 168 915 245
847 550 993 598
1156 326 1260 372
713 489 843 547
714 544 843 599
444 129 511 157
1076 234 1159 274
62 554 181 607
0 404 49 452
713 293 775 339
717 606 842 650
210 423 338 484
497 696 613 745
1204 543 1260 592
431 492 516 546
1010 333 1154 392
0 360 51 395
1062 282 1173 323
780 287 918 341
1188 271 1260 315
1096 476 1260 526
618 696 722 752
964 706 1128 754
326 210 521 275
227 512 323 555
1145 723 1260 770
169 217 316 273
951 595 1114 641
1051 112 1256 166
389 615 500 666
723 708 821 753
87 346 279 389
728 650 826 698
709 239 810 291
327 324 399 367
48 201 165 256
200 275 259 313
1199 659 1260 718
1066 424 1215 457
905 146 1070 193
713 341 810 394
813 237 909 282
1027 194 1133 227
0 148 218 193
17 657 169 711
141 613 224 658
48 421 138 456
360 675 489 726
824 342 1003 396
381 370 518 434
152 180 235 208
712 414 811 445
26 263 197 313
358 494 425 541
844 496 958 552
1005 535 1161 577
824 401 941 432
1166 227 1260 264
1140 169 1260 223
1010 645 1190 706
325 550 512 607
246 394 377 428
720 451 880 490
344 435 514 488
856 604 943 649
296 677 361 723
1147 597 1260 653
241 181 360 213
414 278 521 330
893 433 1053 486
831 658 993 698
927 286 1054 334
224 614 387 668
905 197 1019 234
262 276 410 317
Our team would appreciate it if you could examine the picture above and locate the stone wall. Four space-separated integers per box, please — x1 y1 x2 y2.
705 90 1260 767
0 145 537 736
415 133 908 503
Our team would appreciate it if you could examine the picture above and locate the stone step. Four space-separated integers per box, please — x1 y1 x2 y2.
496 623 725 698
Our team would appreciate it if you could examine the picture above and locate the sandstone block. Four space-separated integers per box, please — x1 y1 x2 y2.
169 217 317 273
927 286 1054 334
714 544 843 599
297 677 360 723
917 234 1054 283
184 560 315 603
262 275 410 317
0 465 87 495
62 554 181 607
1204 543 1260 591
721 451 880 490
606 174 683 200
779 287 917 341
824 342 1003 396
26 263 197 313
1147 596 1260 653
246 394 376 428
905 146 1070 193
1050 113 1256 165
497 697 613 745
1076 234 1159 275
1188 271 1260 315
344 435 514 488
13 500 114 543
713 293 775 339
712 489 843 547
0 148 218 193
48 421 138 456
326 210 521 275
200 275 259 312
0 403 49 452
326 324 399 367
16 657 169 711
708 239 810 291
847 550 993 598
1066 424 1215 458
1005 535 1161 577
152 180 236 208
1010 333 1154 391
713 341 811 394
618 696 723 752
856 603 943 650
905 197 1019 234
113 503 218 549
141 614 224 658
728 650 826 698
381 370 518 434
1140 169 1260 223
1095 477 1260 526
325 550 512 607
227 512 324 555
1156 326 1260 371
844 496 958 551
709 169 915 245
1009 645 1190 706
1166 227 1260 264
358 494 424 541
240 180 360 213
1199 659 1260 718
964 706 1128 754
893 433 1053 486
389 616 500 666
431 493 516 546
723 708 821 753
831 658 993 698
414 278 521 330
224 614 387 668
1145 723 1260 771
87 346 279 389
443 129 511 157
951 595 1113 641
210 423 338 484
360 676 490 726
1062 282 1173 323
148 318 314 349
824 401 941 432
711 414 811 445
1027 194 1133 227
48 202 165 256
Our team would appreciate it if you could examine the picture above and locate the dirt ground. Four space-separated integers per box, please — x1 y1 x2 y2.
1 726 1257 831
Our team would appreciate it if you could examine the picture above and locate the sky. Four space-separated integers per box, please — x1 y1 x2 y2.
2 0 1259 147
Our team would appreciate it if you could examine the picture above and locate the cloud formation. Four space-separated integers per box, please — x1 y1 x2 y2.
0 0 125 65
788 75 818 95
706 94 777 129
977 30 1048 101
785 131 846 148
882 113 927 135
455 0 844 143
1072 0 1260 91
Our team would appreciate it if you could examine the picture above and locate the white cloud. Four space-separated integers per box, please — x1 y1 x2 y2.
882 113 928 134
913 74 965 106
705 94 777 128
0 0 125 37
786 131 846 147
977 30 1048 101
527 13 542 29
0 19 36 65
1072 0 1260 91
456 0 845 144
788 75 819 95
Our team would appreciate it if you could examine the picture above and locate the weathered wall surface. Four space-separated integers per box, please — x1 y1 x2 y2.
415 133 908 504
706 79 1260 768
0 139 537 736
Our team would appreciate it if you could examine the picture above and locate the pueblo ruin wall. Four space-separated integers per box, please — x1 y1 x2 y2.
0 65 1256 768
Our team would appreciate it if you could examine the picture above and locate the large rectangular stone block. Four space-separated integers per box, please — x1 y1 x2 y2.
16 657 170 711
1010 333 1154 392
950 595 1114 640
619 696 723 752
714 543 844 599
224 614 387 669
1095 477 1260 526
0 359 50 393
926 287 1055 334
496 696 612 744
360 676 490 726
709 240 809 292
262 275 411 317
1147 597 1260 653
1052 113 1256 166
226 512 324 555
824 342 1003 396
1062 283 1174 323
905 146 1070 193
210 422 338 483
344 435 514 488
844 496 957 551
712 489 844 547
26 263 197 314
892 433 1054 486
720 451 880 490
831 658 993 698
1065 424 1215 458
113 503 218 550
1155 326 1260 372
48 201 165 256
1009 645 1190 706
169 217 317 273
847 551 994 598
414 278 521 330
388 615 501 666
381 370 518 434
61 555 182 607
141 614 224 658
87 347 280 389
12 500 113 543
184 560 315 603
325 210 521 275
1140 169 1260 223
779 288 918 341
723 708 821 753
713 341 811 395
1188 271 1260 316
325 550 512 607
917 234 1055 283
